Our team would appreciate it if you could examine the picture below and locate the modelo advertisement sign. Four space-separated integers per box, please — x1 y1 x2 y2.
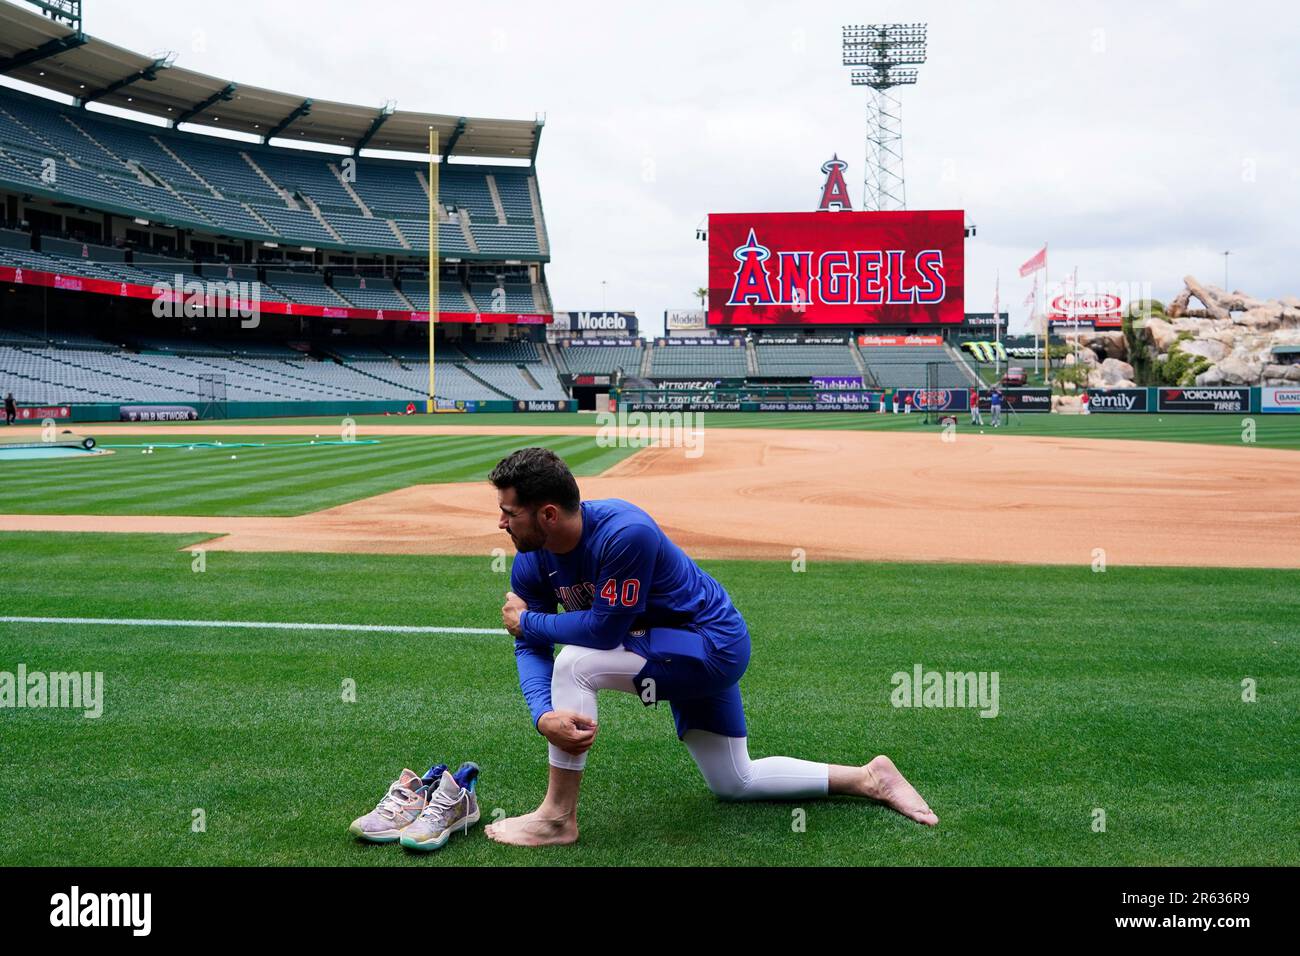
514 400 577 412
1262 386 1300 413
1086 388 1150 413
707 210 965 326
1157 387 1249 413
562 338 641 347
553 312 638 335
665 309 707 330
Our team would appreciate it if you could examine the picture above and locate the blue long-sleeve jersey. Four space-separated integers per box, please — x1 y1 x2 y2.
511 498 745 729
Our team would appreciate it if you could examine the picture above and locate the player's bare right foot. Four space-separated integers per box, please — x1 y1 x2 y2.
861 755 939 826
484 807 578 847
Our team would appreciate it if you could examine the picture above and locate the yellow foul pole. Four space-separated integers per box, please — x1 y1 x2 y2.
427 128 439 412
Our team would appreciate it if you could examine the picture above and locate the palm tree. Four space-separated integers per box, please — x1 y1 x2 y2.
695 287 707 308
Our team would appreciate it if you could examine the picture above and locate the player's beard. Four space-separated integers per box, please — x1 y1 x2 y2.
507 522 546 553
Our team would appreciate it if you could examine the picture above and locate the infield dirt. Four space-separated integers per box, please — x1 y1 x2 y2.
2 424 1298 568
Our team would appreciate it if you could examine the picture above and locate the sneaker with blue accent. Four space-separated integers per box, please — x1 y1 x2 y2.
349 763 447 843
400 763 480 852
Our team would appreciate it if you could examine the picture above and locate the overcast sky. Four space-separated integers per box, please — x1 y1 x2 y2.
55 1 1300 334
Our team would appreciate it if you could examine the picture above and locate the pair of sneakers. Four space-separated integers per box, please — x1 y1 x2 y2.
349 761 480 852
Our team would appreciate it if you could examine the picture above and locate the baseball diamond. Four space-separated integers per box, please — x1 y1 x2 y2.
0 0 1295 935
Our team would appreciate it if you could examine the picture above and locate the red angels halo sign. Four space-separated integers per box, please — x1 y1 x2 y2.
707 210 965 326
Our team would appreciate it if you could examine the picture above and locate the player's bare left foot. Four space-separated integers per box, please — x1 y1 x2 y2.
860 755 939 826
484 806 579 846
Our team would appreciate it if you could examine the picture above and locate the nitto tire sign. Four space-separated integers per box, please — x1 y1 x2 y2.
627 401 740 412
1086 388 1149 413
1157 387 1249 413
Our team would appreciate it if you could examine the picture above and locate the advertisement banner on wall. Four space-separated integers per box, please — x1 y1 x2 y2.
514 400 577 412
627 401 742 412
1048 292 1124 329
656 337 742 347
707 210 965 326
15 405 71 420
757 401 876 412
120 405 199 422
1003 388 1052 412
815 391 877 405
1156 387 1250 413
858 334 944 347
811 376 864 389
1085 388 1150 413
1261 386 1300 413
892 388 969 412
665 309 707 330
552 311 638 335
964 312 1008 329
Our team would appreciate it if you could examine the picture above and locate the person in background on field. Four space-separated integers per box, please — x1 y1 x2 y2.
989 386 1003 427
969 387 983 426
877 389 887 413
1079 391 1090 415
892 389 901 414
903 392 913 414
4 391 16 426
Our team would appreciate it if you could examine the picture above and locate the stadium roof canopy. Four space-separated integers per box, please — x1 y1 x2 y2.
0 0 542 161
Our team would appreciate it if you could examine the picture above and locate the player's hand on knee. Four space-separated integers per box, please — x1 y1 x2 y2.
539 709 598 755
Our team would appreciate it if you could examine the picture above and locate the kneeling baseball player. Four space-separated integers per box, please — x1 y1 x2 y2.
485 447 938 847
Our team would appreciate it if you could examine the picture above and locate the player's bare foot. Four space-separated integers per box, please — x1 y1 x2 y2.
484 807 579 846
861 755 939 826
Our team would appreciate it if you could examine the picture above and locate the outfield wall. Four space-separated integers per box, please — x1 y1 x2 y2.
615 385 1296 415
14 399 578 423
11 388 1294 422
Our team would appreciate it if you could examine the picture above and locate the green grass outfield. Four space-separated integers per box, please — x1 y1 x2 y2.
0 434 636 516
2 414 1294 518
1 532 1295 866
70 410 1300 450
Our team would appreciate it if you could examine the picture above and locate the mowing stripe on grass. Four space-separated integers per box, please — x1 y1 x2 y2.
0 433 632 517
0 615 508 635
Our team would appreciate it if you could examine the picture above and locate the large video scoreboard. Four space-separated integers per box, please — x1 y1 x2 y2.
707 210 965 326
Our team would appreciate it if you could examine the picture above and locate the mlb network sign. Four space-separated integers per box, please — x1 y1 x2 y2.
707 210 965 326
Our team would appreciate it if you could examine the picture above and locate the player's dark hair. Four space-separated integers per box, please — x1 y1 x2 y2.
489 447 581 512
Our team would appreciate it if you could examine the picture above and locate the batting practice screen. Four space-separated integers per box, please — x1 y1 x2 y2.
707 210 965 326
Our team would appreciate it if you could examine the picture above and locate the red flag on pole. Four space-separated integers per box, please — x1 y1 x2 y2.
1019 245 1047 277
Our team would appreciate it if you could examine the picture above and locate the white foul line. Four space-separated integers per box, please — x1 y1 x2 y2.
0 616 507 635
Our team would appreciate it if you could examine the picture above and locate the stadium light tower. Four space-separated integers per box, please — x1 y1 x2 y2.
842 23 927 211
24 0 82 32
